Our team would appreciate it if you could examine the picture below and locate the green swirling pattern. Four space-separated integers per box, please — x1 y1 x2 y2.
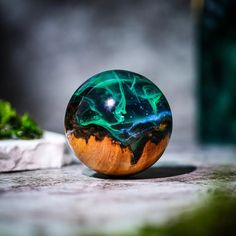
65 70 172 155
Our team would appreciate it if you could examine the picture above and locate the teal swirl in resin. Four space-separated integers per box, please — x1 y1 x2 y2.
65 70 172 169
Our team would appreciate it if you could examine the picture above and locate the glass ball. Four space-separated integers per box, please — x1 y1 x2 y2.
65 70 172 176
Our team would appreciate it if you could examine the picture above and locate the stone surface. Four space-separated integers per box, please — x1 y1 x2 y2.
0 131 73 172
65 70 172 175
0 145 236 236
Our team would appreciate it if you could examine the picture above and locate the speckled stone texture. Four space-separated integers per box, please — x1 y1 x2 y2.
0 145 236 236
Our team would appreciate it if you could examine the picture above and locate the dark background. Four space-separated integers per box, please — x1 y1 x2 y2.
198 0 236 144
0 0 194 146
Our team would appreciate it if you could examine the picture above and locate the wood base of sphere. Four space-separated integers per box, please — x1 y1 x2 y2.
67 134 169 176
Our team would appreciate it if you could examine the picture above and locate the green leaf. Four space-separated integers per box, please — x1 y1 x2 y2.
0 99 43 140
0 100 16 128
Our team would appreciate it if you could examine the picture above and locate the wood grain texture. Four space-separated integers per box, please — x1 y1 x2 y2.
67 134 169 175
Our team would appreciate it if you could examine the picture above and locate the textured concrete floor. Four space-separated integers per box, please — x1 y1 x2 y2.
0 145 236 236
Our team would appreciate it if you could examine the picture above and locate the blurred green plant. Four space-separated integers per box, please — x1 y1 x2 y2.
0 99 43 139
81 186 236 236
128 188 236 236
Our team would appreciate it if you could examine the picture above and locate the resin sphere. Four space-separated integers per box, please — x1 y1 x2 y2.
65 70 172 176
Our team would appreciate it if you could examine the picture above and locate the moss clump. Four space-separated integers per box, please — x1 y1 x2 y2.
0 99 43 139
80 187 236 236
128 188 236 236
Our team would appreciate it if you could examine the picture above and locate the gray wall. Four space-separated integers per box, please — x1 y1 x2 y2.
0 0 195 145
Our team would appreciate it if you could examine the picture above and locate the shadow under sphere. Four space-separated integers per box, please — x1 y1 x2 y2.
83 165 197 180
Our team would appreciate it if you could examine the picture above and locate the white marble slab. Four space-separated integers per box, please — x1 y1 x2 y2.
0 131 74 172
